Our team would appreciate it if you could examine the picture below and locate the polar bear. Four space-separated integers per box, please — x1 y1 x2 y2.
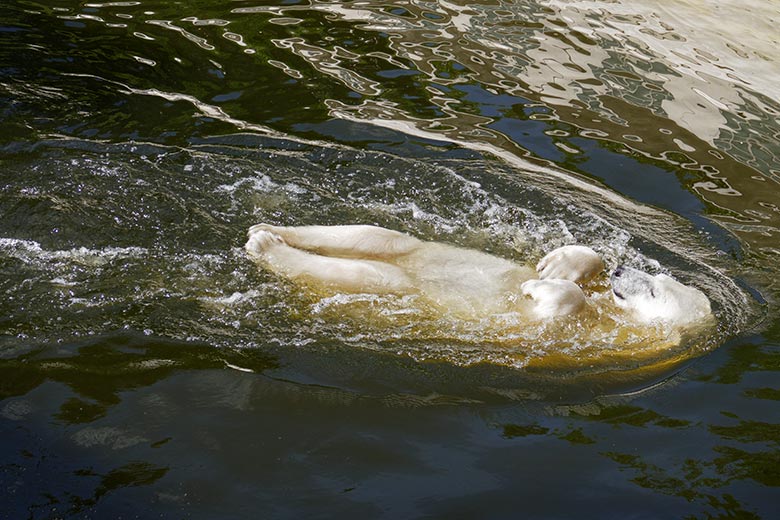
244 223 711 327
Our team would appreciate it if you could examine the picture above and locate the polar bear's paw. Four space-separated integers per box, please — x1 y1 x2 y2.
536 245 604 284
245 229 285 258
521 279 587 319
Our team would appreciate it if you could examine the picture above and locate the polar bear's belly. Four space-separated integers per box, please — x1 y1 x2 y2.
394 245 535 317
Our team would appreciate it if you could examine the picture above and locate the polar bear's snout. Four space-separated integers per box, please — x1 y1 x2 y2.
611 265 626 299
610 265 653 301
610 265 635 284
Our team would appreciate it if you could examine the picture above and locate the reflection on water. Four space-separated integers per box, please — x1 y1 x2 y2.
0 332 278 423
1 0 779 518
4 0 779 256
3 331 777 518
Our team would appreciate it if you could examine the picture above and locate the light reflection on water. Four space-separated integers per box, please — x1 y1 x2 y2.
22 0 780 256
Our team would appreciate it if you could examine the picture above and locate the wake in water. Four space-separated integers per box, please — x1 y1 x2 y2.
0 137 754 377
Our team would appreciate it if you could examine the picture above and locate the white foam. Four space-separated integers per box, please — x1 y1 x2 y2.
0 238 148 266
200 290 263 306
216 173 279 194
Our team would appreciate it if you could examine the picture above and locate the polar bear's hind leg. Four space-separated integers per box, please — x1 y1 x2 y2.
248 224 421 259
246 229 415 294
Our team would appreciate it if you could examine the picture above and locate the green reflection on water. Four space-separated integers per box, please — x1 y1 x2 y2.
585 404 691 429
0 332 278 424
71 462 169 511
743 388 780 401
701 341 780 385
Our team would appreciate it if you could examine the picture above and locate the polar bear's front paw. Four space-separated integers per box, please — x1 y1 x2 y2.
521 279 587 319
245 229 285 257
536 245 604 284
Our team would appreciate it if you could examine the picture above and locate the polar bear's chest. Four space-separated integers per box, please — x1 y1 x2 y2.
395 245 534 316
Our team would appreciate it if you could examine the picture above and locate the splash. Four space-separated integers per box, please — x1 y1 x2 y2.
0 140 750 379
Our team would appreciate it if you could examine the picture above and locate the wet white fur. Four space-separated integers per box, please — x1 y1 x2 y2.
610 266 711 325
245 224 710 325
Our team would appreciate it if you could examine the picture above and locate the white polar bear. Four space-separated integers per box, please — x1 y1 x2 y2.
244 224 711 327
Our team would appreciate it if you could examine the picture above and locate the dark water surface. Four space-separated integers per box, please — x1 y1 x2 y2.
2 1 779 518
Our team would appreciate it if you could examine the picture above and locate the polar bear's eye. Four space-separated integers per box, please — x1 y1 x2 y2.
650 288 656 298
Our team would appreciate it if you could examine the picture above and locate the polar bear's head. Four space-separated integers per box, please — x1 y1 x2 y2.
610 266 711 326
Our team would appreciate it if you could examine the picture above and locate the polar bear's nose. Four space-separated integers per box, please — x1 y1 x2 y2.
613 265 626 278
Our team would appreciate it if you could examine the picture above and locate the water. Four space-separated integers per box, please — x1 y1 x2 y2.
1 0 778 518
